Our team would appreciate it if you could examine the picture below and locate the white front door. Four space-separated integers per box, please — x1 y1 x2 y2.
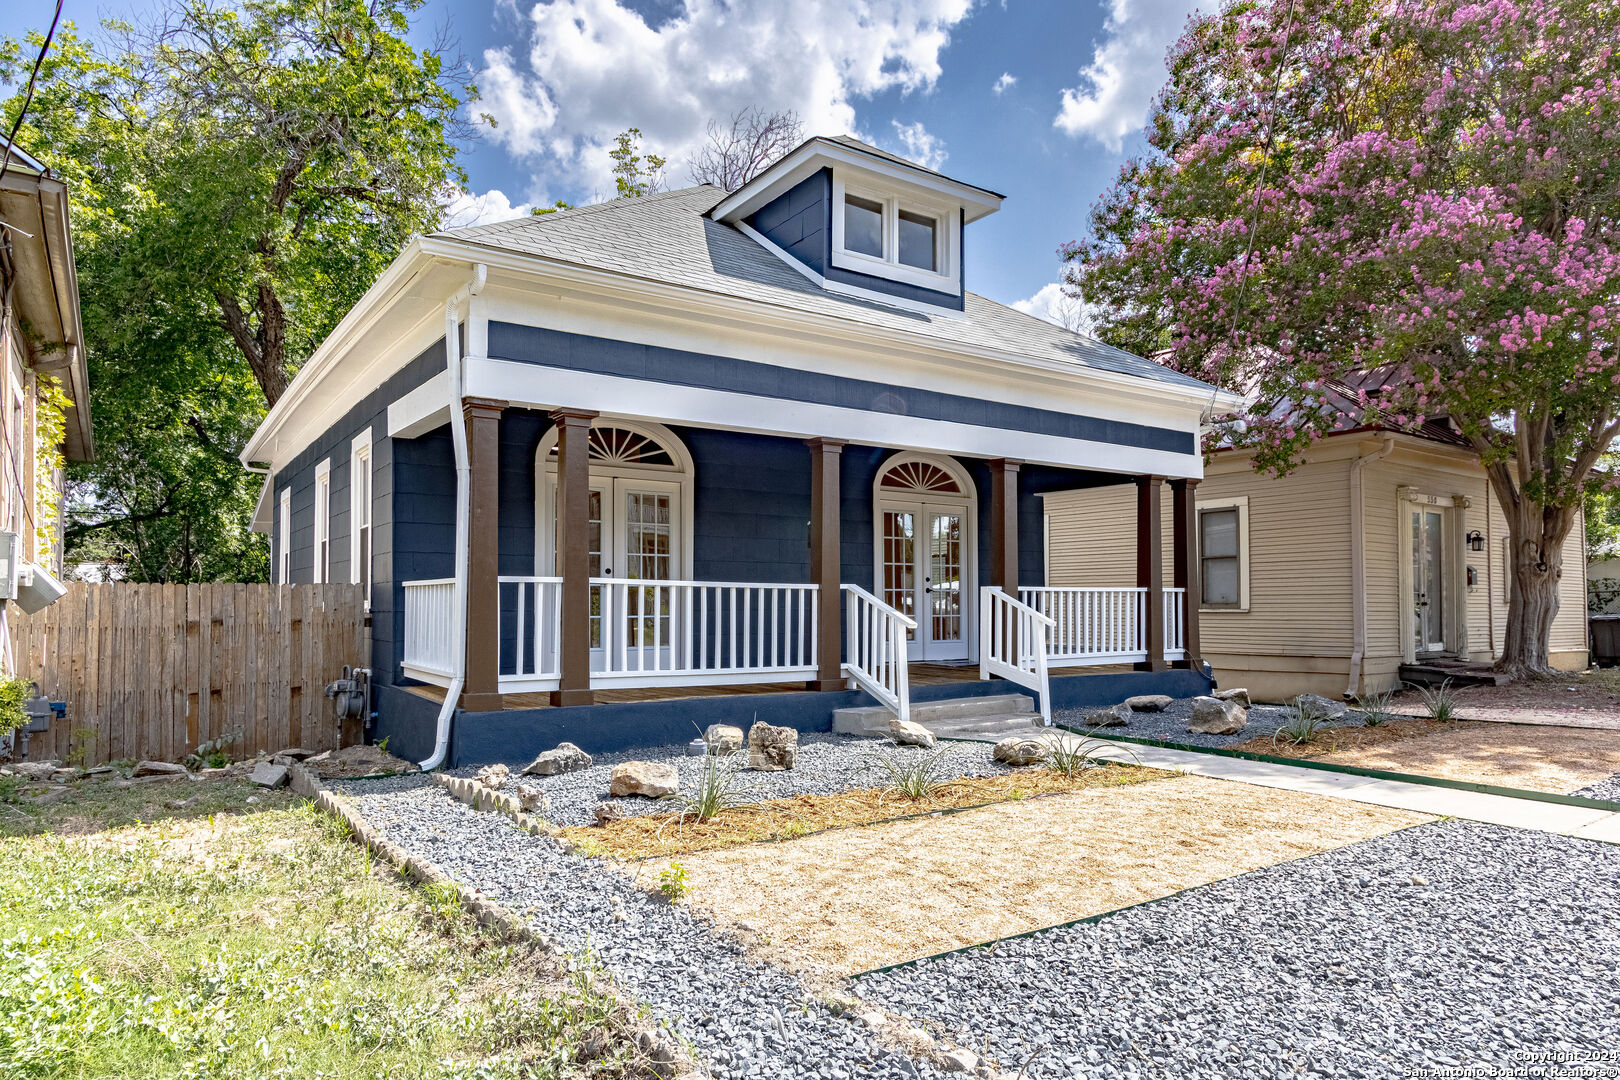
1411 508 1446 655
553 479 681 667
879 500 971 661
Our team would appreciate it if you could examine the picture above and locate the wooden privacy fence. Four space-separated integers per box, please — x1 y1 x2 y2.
6 583 369 766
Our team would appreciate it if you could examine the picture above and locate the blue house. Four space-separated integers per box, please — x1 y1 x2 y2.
242 136 1239 768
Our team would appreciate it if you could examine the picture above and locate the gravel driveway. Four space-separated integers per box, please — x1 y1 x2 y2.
854 820 1620 1079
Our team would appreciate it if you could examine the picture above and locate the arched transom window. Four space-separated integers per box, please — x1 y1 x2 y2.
879 457 964 494
544 424 680 470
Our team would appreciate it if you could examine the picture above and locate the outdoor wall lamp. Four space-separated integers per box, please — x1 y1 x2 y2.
1465 530 1485 552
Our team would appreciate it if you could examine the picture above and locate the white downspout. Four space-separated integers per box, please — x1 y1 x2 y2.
1346 434 1397 699
419 262 487 771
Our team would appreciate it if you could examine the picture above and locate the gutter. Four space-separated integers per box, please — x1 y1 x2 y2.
419 262 486 772
1346 434 1397 698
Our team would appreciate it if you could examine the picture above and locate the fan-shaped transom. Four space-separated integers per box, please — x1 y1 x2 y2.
546 424 677 469
879 458 963 494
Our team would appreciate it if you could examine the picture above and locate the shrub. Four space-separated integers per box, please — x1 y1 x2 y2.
1419 680 1460 723
0 677 32 736
1356 690 1398 727
657 862 691 901
662 751 760 823
1273 698 1332 747
867 747 956 801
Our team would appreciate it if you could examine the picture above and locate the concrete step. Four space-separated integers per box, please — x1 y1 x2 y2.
832 693 1033 736
922 711 1046 743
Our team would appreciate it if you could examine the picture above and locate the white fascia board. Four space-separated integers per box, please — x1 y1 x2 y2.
420 235 1225 420
387 370 452 438
465 357 1204 480
710 139 1003 225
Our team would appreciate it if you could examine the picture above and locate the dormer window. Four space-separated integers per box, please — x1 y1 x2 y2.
831 173 959 294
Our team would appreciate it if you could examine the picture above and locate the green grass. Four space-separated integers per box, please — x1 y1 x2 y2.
0 786 642 1078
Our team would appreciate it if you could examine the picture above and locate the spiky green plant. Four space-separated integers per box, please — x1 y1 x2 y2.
1355 690 1398 727
1419 680 1460 723
1042 734 1129 776
1273 698 1332 747
661 751 760 823
867 747 957 801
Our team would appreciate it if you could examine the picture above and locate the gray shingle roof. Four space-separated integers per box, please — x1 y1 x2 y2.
437 187 1219 396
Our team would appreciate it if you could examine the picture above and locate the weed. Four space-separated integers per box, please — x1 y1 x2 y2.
184 731 242 771
1273 698 1332 747
1419 680 1460 723
1042 734 1125 776
570 837 610 859
657 862 691 901
779 819 813 839
866 746 957 801
419 879 464 922
662 751 760 823
1356 690 1398 727
375 735 391 753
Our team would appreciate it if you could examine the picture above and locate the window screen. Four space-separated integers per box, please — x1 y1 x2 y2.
1200 507 1241 607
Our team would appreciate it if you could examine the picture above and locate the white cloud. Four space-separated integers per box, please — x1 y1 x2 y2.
993 72 1016 94
479 0 974 195
440 187 533 228
889 121 947 171
1054 0 1205 152
1012 281 1097 335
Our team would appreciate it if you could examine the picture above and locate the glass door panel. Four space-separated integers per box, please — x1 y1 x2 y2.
623 489 673 652
1412 509 1446 654
882 510 918 641
928 511 964 650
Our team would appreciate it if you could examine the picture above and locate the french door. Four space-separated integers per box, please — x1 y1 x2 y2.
1411 508 1446 655
552 478 680 665
879 501 972 661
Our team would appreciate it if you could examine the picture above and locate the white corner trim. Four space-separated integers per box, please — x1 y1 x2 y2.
387 370 452 438
735 221 967 321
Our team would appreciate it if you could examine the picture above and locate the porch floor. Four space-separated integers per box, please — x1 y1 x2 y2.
404 662 988 711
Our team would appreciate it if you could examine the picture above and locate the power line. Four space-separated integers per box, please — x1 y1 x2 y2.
0 0 65 187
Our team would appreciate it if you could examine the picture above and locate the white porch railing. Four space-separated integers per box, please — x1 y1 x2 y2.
499 576 564 693
591 579 819 687
842 584 915 723
402 579 458 680
1019 586 1187 666
981 587 1055 725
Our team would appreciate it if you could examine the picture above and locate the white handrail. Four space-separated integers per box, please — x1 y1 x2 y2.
590 578 819 683
980 587 1054 725
1163 587 1187 659
1019 586 1189 666
841 584 915 723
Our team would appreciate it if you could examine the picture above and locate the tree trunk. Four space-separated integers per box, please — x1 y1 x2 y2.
1495 486 1577 679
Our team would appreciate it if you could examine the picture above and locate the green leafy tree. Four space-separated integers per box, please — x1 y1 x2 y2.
2 0 475 580
609 127 666 199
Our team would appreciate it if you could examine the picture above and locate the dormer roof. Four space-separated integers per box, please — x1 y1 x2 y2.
708 135 1004 227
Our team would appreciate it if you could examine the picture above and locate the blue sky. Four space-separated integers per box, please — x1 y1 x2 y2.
3 0 1206 318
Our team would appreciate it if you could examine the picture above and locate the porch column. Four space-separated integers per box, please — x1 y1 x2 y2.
462 398 507 712
989 459 1021 593
808 437 846 692
1136 475 1169 672
552 408 599 707
1170 478 1203 671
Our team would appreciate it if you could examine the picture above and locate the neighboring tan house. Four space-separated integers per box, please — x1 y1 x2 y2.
0 145 93 607
1045 417 1589 703
1589 557 1620 614
241 136 1240 767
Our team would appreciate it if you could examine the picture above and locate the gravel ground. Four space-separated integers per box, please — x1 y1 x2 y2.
344 783 939 1080
1053 697 1361 749
855 820 1620 1079
450 733 1017 827
1572 771 1620 801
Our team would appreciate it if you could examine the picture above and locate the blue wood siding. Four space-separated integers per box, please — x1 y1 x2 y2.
747 167 966 312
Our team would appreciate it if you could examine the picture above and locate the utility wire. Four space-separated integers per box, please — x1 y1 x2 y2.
0 0 65 187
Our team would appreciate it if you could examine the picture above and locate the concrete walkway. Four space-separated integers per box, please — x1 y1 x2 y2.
927 722 1620 846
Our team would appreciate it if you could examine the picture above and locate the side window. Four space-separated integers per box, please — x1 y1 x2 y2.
278 488 292 585
350 433 373 607
313 460 331 584
1199 506 1242 608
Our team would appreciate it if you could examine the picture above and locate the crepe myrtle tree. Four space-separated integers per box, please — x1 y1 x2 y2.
1065 0 1620 678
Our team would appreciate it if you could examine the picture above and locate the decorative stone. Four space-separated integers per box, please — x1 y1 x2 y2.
1081 703 1132 728
272 747 315 761
993 736 1045 766
1124 694 1172 712
523 742 592 776
703 724 745 754
198 767 231 780
594 802 628 826
1297 693 1349 721
888 718 937 749
1213 687 1251 707
514 783 548 814
609 761 679 798
133 760 189 778
8 761 57 781
1188 696 1247 735
250 761 291 789
475 762 511 789
82 765 116 779
940 1049 979 1073
746 722 798 771
305 749 333 764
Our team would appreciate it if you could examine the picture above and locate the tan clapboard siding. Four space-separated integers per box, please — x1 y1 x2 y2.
1041 484 1168 587
7 583 367 765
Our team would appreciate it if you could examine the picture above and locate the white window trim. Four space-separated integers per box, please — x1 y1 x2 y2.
830 172 961 295
312 459 332 584
350 429 374 604
1196 494 1249 613
278 488 292 585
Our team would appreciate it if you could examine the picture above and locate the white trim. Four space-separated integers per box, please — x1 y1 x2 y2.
735 221 968 320
1195 494 1249 613
349 429 374 604
312 459 332 584
387 370 451 438
278 488 292 585
830 172 961 295
469 357 1204 479
871 452 978 662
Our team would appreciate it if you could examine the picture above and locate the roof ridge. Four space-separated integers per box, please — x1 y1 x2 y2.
438 184 722 239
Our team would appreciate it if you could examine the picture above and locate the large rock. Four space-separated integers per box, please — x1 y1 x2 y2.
1188 696 1247 735
888 718 937 749
475 762 511 790
1213 687 1251 707
1082 703 1132 728
514 783 548 814
8 761 58 781
747 722 798 771
609 761 680 798
1124 694 1172 712
250 761 291 789
1296 693 1349 721
703 724 744 755
993 736 1045 766
523 742 593 776
133 760 188 778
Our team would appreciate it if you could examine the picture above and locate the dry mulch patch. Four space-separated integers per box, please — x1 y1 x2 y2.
1389 669 1620 730
1232 718 1620 795
558 764 1174 860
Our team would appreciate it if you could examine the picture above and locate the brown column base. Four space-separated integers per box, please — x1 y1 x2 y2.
806 678 847 693
1171 658 1194 670
1134 659 1172 673
550 688 596 708
461 691 505 712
